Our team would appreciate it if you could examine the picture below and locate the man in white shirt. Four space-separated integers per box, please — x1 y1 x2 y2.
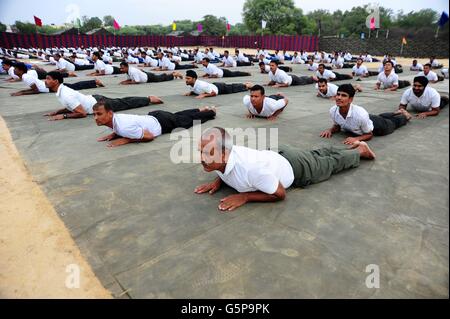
331 53 344 69
202 58 251 78
417 63 442 83
124 52 139 64
93 102 216 147
184 70 251 99
429 56 443 69
194 127 375 211
352 58 371 78
307 59 319 71
320 84 410 144
258 61 292 74
43 71 162 121
68 53 95 71
139 51 158 67
87 52 121 76
316 79 339 99
2 59 21 82
291 52 304 64
313 64 336 82
154 52 197 71
243 85 288 120
221 50 237 68
266 60 314 87
235 49 253 66
375 61 410 91
53 53 76 72
398 76 448 119
119 62 182 85
410 60 424 72
10 64 103 96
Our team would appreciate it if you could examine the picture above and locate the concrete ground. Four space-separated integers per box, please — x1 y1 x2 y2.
0 59 448 298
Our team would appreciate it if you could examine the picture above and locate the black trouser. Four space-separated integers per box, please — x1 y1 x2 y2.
291 75 315 86
144 71 174 83
440 96 449 109
368 71 379 77
334 72 353 81
181 57 195 61
438 75 445 82
74 64 95 71
112 66 121 74
267 94 285 101
65 80 98 91
93 95 150 112
36 70 69 79
236 61 253 67
343 63 355 68
175 64 197 70
369 112 408 136
279 66 293 73
221 68 251 77
394 65 403 74
148 109 216 134
213 82 248 95
398 80 411 89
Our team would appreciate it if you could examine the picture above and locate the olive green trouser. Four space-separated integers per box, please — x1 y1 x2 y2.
278 144 360 187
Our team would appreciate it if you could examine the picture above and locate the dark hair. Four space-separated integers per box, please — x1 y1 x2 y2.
93 101 113 112
250 84 265 95
54 53 61 58
318 63 325 68
224 50 229 54
14 62 28 73
269 60 279 65
120 61 129 67
46 71 64 84
202 57 210 63
318 78 328 84
384 60 394 67
93 52 101 58
424 63 432 68
2 59 14 66
258 61 265 67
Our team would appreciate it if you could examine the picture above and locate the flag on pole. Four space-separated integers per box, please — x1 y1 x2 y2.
34 16 43 27
261 20 267 29
226 21 231 31
402 37 407 45
172 22 177 31
370 17 376 30
438 11 449 28
197 23 203 33
113 19 121 30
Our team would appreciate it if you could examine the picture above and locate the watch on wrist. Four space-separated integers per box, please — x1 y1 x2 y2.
63 113 68 119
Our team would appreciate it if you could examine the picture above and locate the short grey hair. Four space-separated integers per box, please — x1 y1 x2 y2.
201 127 233 151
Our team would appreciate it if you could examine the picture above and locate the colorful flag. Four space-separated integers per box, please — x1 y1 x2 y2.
34 16 43 27
226 20 231 31
261 20 267 29
402 37 407 45
172 22 177 31
370 17 375 30
197 23 203 33
113 19 121 30
438 11 449 28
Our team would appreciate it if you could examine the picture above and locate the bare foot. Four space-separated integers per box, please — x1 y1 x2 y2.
199 106 217 114
149 96 163 104
173 71 183 79
351 141 376 160
398 108 413 121
244 82 254 90
354 84 363 92
69 72 78 77
95 79 105 87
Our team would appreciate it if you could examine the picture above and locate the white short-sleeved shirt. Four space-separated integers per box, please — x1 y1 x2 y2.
144 56 158 67
400 86 441 112
308 63 319 71
222 56 236 67
329 104 374 135
291 56 304 64
243 95 286 117
203 63 223 78
112 113 162 139
332 57 344 68
237 53 249 63
127 67 148 83
262 65 271 73
431 59 440 67
190 80 219 95
126 56 139 64
171 55 182 63
56 58 75 72
94 59 114 75
352 65 368 76
74 58 90 66
410 63 423 71
316 83 338 98
158 57 175 71
8 67 20 80
56 84 97 114
377 71 399 88
215 145 295 194
23 71 49 93
269 68 292 86
417 71 438 82
316 69 336 80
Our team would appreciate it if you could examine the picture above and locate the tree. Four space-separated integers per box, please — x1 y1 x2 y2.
80 16 102 33
199 15 227 36
0 22 6 32
14 21 36 34
103 15 115 27
243 0 302 34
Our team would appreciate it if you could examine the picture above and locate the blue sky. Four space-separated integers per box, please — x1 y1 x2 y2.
0 0 448 26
